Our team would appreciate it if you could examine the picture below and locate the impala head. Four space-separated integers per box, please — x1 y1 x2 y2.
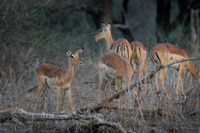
94 22 111 41
66 48 84 65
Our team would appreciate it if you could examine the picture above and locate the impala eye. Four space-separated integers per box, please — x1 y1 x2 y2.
99 29 102 33
71 56 74 58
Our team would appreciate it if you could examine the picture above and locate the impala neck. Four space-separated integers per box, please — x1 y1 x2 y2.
104 31 114 50
66 60 75 84
187 62 200 80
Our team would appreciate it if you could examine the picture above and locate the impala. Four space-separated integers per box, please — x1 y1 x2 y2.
35 48 84 113
130 41 147 78
94 22 132 62
150 43 199 99
97 52 134 104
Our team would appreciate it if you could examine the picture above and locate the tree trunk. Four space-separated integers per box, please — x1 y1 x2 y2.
113 0 134 42
156 0 171 42
101 0 113 24
191 9 199 56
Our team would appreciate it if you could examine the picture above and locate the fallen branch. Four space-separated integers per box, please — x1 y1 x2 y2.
96 105 170 117
89 57 200 112
0 108 127 133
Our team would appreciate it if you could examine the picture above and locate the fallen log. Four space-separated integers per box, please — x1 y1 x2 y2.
0 108 127 133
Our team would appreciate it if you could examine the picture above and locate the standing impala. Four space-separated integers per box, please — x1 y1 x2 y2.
130 41 147 78
97 52 134 104
35 48 84 113
150 43 199 99
94 23 132 62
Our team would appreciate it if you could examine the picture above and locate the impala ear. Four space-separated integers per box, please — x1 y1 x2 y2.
107 23 111 29
76 48 84 54
66 50 71 56
102 22 107 30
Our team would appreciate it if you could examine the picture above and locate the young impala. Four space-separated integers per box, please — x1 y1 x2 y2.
35 48 84 113
130 41 147 78
94 22 132 62
97 52 134 104
150 43 199 99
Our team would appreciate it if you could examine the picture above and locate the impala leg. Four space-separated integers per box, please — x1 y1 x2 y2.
41 79 50 113
176 67 186 99
140 59 146 78
143 57 147 76
35 82 44 112
180 75 186 99
140 59 148 92
43 86 49 113
115 78 122 107
155 71 161 99
159 67 170 99
132 63 137 81
60 88 66 112
105 77 113 99
67 87 74 112
97 67 104 103
130 56 136 77
56 87 61 113
176 69 180 100
142 60 149 91
139 63 143 79
139 60 143 79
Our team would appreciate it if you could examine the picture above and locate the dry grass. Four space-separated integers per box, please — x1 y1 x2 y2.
0 46 200 132
0 0 199 132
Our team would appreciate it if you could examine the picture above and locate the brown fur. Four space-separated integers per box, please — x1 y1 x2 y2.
94 23 132 62
150 43 199 99
35 48 84 113
97 52 133 103
130 41 147 78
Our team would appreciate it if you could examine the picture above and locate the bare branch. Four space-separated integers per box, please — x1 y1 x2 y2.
90 57 200 112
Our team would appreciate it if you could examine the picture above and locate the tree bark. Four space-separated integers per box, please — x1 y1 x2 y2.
191 9 199 56
156 0 171 42
101 0 113 23
113 0 134 42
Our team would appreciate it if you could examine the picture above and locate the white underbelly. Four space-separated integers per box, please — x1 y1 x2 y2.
103 65 116 78
170 63 179 68
46 77 58 89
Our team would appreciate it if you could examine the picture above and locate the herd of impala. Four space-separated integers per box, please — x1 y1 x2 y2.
35 22 200 113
